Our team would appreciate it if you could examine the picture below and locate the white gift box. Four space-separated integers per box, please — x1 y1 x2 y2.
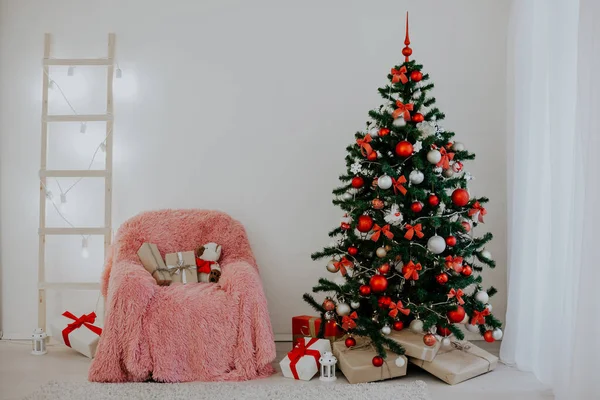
280 337 332 381
49 311 102 358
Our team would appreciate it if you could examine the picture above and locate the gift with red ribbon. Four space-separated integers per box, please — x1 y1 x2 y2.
280 337 332 380
291 315 344 346
391 66 408 84
371 224 394 242
468 201 487 223
50 310 103 358
392 101 414 120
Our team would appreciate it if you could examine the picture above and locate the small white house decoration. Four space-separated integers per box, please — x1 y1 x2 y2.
319 351 337 382
31 328 47 355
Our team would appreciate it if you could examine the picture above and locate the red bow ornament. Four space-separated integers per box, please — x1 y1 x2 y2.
392 176 407 195
196 258 216 274
404 223 424 240
435 146 455 170
445 256 464 273
342 311 358 331
356 135 374 158
371 224 394 242
388 301 411 318
468 202 487 223
392 101 414 121
334 257 353 276
402 261 422 280
470 308 491 325
447 288 465 305
61 311 102 348
391 66 408 84
286 338 321 380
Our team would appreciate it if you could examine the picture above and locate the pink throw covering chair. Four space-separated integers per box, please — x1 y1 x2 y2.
88 209 276 382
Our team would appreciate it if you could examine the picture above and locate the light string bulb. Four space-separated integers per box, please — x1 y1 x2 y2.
59 192 68 213
80 122 87 134
67 66 75 76
81 237 90 259
115 62 122 79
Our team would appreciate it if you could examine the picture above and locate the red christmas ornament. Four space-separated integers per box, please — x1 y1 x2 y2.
348 246 358 256
378 263 391 275
323 298 336 311
351 176 364 188
447 306 466 323
451 188 470 207
437 326 451 337
372 355 384 367
369 275 388 293
427 194 440 206
341 222 350 230
395 141 414 158
410 70 423 82
359 285 371 296
372 198 385 210
483 330 495 343
367 151 378 161
393 320 404 331
410 201 423 213
357 215 374 232
379 128 390 137
445 236 457 247
435 273 449 285
378 295 392 308
412 113 425 123
461 265 473 276
345 336 357 348
402 47 413 58
461 221 471 233
423 333 437 347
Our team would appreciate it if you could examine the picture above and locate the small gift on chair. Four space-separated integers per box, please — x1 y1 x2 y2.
137 243 171 286
49 311 103 358
280 337 332 381
165 251 198 284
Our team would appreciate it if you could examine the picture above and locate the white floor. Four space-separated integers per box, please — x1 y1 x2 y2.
0 340 553 400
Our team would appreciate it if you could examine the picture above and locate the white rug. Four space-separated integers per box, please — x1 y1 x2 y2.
23 379 431 400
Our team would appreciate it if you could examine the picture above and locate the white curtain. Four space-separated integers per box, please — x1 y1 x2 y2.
502 0 600 399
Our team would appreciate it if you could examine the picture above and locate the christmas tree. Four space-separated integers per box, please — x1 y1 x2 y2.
304 14 503 364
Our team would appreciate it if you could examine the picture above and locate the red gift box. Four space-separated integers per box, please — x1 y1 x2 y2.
292 315 344 346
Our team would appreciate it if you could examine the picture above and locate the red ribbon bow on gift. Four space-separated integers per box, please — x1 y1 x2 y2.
447 288 465 305
470 308 491 325
287 338 321 380
342 311 358 331
392 176 407 195
196 258 216 274
402 261 422 280
445 256 464 273
388 301 410 318
432 145 455 170
468 202 487 223
334 257 353 276
356 135 374 158
392 101 414 120
391 66 408 84
404 223 424 240
61 311 102 348
371 224 394 242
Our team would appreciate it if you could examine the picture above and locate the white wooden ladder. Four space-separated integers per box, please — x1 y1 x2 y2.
38 33 115 330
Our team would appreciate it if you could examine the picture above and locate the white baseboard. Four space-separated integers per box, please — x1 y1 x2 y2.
1 333 32 341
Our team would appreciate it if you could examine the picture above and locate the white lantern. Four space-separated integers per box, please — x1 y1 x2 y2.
31 328 47 355
319 351 337 382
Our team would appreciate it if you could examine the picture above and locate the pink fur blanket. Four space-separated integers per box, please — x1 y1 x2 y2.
88 209 276 382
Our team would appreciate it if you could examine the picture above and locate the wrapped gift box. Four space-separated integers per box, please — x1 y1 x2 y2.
292 315 344 346
165 251 198 284
388 329 441 362
49 311 102 358
280 337 332 381
409 341 498 385
332 338 407 384
138 243 171 286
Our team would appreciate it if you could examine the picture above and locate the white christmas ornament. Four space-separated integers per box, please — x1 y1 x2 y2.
336 303 351 316
395 357 406 367
350 161 363 174
427 235 446 254
442 168 454 178
452 142 465 151
392 117 406 127
368 126 380 137
350 301 360 309
492 328 503 340
341 192 353 201
326 260 338 273
409 170 424 184
409 319 424 333
417 121 436 136
465 323 479 333
460 314 470 324
376 247 387 258
485 304 493 312
348 188 359 195
378 175 393 190
427 150 442 164
480 250 492 260
475 290 489 304
413 141 423 152
384 204 403 226
441 337 452 348
381 325 391 335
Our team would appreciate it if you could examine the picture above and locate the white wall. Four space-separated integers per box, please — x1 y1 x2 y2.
0 0 510 338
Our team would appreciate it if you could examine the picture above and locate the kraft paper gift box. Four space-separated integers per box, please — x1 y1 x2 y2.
50 311 103 358
280 337 332 381
332 338 407 384
165 251 198 284
388 329 441 362
137 243 171 286
291 315 344 347
409 341 498 385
